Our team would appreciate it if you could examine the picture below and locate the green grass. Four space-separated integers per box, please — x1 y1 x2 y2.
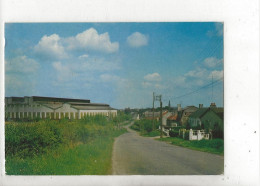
142 130 161 137
158 137 224 155
5 116 127 175
6 132 125 175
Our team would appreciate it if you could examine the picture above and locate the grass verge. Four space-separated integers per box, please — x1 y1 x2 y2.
6 129 126 175
141 130 161 137
5 116 127 175
158 137 224 155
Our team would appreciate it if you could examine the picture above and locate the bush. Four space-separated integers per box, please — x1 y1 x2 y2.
212 129 224 139
5 115 127 159
131 119 159 133
5 121 63 158
184 130 190 140
169 130 179 137
145 130 160 137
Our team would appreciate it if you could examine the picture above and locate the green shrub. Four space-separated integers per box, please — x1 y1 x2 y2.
5 115 126 159
184 130 190 140
5 121 63 158
212 129 224 139
169 130 179 137
143 130 161 137
131 119 159 133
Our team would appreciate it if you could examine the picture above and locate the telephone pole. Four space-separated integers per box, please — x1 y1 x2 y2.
154 94 162 138
152 92 155 130
160 99 163 138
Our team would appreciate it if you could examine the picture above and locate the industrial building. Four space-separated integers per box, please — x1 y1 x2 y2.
5 96 117 120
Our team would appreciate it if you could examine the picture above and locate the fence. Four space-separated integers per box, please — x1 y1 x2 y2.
176 129 210 140
189 129 209 140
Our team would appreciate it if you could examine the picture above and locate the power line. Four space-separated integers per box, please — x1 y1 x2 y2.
172 77 223 100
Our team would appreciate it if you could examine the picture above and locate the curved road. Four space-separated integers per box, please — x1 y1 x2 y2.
112 122 224 175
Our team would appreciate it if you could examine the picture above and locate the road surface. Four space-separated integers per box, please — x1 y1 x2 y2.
112 122 224 175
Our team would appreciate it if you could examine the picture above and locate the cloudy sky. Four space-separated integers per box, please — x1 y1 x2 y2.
5 23 223 109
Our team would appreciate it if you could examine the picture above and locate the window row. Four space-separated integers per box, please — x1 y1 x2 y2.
5 111 117 119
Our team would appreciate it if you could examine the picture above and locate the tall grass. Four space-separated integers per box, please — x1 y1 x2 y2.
5 115 127 175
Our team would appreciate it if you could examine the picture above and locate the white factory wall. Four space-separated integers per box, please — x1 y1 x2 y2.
5 103 117 119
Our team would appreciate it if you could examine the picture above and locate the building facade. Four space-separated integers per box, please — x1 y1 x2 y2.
5 96 117 120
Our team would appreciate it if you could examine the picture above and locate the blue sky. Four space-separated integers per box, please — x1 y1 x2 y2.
5 23 223 109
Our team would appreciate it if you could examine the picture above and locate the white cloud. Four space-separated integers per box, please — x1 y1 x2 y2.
144 72 161 82
209 70 224 80
207 23 223 37
185 68 208 79
5 74 38 96
78 54 89 59
34 34 68 60
100 74 121 82
5 56 40 96
5 55 40 73
215 23 223 36
52 61 74 81
171 66 223 90
204 57 223 68
142 81 153 88
79 57 121 72
65 28 119 53
127 32 148 47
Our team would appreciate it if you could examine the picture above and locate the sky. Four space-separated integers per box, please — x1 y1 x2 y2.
5 23 224 109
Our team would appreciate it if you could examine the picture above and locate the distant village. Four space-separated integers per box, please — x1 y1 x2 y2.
123 102 224 139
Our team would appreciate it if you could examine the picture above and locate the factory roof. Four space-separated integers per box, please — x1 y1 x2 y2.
32 96 90 103
71 105 116 111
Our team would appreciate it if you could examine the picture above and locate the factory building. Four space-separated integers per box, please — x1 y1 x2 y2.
5 96 117 120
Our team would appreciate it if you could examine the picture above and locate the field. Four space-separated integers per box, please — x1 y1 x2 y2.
5 114 129 175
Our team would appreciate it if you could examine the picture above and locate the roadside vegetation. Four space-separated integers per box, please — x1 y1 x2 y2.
130 119 161 137
130 118 223 155
158 135 224 155
5 112 130 175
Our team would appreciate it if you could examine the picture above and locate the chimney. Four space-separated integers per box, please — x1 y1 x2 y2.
199 104 203 108
177 104 181 111
210 102 216 108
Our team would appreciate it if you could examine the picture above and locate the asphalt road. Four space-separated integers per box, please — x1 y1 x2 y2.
112 122 224 175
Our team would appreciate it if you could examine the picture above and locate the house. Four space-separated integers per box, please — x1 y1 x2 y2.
5 96 117 120
144 110 170 121
177 105 198 126
188 108 208 127
201 107 224 131
188 103 224 131
162 111 172 126
167 114 179 127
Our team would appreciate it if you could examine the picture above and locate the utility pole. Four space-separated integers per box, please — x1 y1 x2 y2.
152 92 155 130
160 99 163 138
212 75 213 102
154 94 163 138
